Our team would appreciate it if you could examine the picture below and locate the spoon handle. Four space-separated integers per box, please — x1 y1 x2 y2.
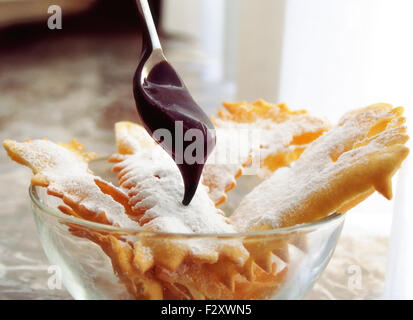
136 0 162 51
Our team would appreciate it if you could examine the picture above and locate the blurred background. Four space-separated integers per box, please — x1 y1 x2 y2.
0 0 412 299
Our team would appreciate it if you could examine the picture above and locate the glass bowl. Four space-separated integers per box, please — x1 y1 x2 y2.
29 158 345 300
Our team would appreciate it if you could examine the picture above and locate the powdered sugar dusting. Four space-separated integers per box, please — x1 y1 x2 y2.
203 112 330 203
115 121 154 155
203 162 240 204
230 105 401 231
203 129 252 204
213 113 330 170
115 146 237 234
9 140 138 229
113 144 249 260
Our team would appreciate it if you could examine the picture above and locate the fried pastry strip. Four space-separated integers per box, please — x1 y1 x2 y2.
3 138 137 228
207 100 330 205
202 129 252 206
213 99 331 172
111 122 249 271
113 121 252 206
155 257 288 300
231 104 409 230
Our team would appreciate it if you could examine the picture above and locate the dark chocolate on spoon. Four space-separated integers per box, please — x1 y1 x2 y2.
133 60 216 205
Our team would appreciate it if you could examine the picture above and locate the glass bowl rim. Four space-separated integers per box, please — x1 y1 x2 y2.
29 183 345 238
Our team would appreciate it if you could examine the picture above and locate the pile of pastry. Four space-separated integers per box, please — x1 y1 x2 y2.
3 100 409 299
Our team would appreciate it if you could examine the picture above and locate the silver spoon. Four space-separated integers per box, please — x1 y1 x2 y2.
133 0 216 205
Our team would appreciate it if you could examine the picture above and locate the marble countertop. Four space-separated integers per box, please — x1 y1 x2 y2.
0 31 390 300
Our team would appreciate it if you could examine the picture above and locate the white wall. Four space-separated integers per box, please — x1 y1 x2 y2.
279 0 413 121
232 0 286 102
162 0 225 82
162 0 202 39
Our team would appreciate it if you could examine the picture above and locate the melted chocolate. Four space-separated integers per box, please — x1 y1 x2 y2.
133 60 216 205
